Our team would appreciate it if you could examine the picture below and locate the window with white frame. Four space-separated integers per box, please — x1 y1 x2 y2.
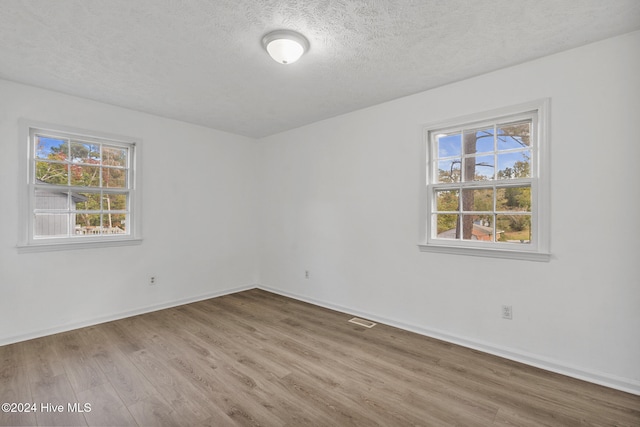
420 100 550 261
19 122 141 251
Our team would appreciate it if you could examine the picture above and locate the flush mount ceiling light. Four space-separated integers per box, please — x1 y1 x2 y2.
262 30 309 65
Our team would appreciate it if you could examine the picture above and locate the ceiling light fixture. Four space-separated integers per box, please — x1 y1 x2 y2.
262 30 309 65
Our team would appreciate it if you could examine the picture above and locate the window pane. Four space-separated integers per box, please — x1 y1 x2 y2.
70 141 100 164
462 188 493 212
70 165 100 187
76 213 102 235
435 214 459 238
464 127 494 154
497 151 531 179
103 167 127 188
34 189 69 210
496 187 531 212
437 159 461 183
461 215 494 241
496 214 531 243
103 214 127 234
36 161 68 185
437 133 461 157
103 146 128 168
74 192 101 211
35 213 69 237
498 121 531 150
103 193 127 211
35 136 67 160
436 189 459 211
465 155 495 181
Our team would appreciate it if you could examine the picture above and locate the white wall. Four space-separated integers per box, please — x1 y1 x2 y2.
0 80 259 344
257 31 640 393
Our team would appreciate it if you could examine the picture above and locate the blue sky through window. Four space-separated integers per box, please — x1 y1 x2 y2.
437 133 461 158
36 136 66 159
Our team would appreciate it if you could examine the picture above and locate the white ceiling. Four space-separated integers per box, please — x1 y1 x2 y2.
1 1 639 138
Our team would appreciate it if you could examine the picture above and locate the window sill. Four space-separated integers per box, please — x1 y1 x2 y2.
17 238 143 253
418 243 550 262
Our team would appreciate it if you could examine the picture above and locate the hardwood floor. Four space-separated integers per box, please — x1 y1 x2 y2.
1 289 638 426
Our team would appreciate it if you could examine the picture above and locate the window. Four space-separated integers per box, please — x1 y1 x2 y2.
419 100 550 261
18 121 141 252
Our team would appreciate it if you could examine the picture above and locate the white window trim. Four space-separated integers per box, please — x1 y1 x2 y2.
17 119 143 253
418 99 550 262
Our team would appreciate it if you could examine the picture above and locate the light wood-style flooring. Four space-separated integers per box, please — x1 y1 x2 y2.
1 289 638 426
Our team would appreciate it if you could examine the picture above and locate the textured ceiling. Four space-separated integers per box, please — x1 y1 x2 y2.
1 1 639 138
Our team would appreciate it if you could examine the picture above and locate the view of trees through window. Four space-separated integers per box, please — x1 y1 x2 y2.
432 120 532 244
33 133 130 238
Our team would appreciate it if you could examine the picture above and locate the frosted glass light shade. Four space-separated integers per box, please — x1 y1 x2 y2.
262 30 309 64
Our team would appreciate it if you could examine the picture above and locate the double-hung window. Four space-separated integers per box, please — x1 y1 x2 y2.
18 121 141 252
420 100 550 261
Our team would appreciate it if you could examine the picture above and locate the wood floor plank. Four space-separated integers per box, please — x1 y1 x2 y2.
0 363 37 427
126 346 228 425
505 366 640 426
166 353 289 426
493 406 571 427
139 311 315 425
99 320 145 355
126 395 183 427
21 335 66 385
30 373 87 426
54 331 108 395
0 343 36 426
80 327 164 408
2 288 638 426
75 382 137 427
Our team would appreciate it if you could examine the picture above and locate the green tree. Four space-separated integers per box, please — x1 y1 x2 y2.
436 190 459 234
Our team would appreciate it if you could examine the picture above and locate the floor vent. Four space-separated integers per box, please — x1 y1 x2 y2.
348 317 376 328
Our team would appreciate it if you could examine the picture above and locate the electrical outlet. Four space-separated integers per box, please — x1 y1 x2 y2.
149 276 157 286
502 305 513 320
305 270 310 279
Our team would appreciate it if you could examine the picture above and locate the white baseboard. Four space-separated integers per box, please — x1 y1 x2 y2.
0 284 255 347
258 285 640 396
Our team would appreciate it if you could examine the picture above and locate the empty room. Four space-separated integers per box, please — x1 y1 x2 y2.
1 1 639 426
